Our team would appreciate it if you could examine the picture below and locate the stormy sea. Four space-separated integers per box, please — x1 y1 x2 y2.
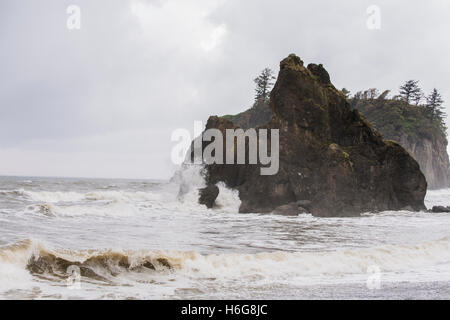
1 168 450 300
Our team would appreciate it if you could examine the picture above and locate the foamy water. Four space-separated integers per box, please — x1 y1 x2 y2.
1 169 450 299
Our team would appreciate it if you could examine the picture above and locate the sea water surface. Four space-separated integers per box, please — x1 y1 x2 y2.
1 167 450 299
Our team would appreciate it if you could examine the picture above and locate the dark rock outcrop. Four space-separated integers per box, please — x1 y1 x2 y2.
198 185 219 208
197 54 427 217
431 206 450 213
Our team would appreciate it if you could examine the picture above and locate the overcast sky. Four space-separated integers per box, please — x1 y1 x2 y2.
1 0 449 179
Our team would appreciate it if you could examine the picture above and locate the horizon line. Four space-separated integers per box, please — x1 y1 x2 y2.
0 174 169 182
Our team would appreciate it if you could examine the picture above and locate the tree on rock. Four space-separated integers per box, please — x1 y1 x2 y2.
378 90 391 100
413 89 424 105
399 80 421 104
341 88 351 99
254 68 276 102
367 88 379 100
426 88 445 122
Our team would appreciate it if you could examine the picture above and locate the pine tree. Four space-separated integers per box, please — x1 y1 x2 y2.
426 88 445 122
399 80 421 104
254 68 276 102
412 89 424 105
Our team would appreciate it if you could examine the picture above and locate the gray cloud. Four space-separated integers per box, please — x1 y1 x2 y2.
1 0 449 178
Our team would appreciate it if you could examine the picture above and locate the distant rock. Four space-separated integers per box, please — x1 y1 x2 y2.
431 206 450 213
196 54 427 217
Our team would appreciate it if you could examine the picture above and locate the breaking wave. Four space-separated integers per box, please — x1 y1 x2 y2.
1 236 450 285
0 189 27 198
22 190 161 204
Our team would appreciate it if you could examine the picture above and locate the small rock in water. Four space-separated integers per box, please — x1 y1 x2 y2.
431 206 450 213
198 185 219 208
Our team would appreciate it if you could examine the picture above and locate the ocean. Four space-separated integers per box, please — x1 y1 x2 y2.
1 166 450 299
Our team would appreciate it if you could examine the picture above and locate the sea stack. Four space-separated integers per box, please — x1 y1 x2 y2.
351 96 450 190
197 54 427 216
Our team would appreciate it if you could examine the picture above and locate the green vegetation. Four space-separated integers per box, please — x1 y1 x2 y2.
399 80 422 105
254 68 276 102
347 83 447 143
222 99 272 129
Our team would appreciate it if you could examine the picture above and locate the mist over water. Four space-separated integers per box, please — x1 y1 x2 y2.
1 170 450 299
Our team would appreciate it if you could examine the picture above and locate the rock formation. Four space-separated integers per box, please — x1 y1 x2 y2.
431 206 450 213
195 54 427 217
222 99 273 129
351 98 450 189
198 185 219 208
395 134 449 189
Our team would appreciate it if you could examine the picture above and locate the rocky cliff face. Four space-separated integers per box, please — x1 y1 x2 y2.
196 54 427 216
397 135 449 189
351 99 450 189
